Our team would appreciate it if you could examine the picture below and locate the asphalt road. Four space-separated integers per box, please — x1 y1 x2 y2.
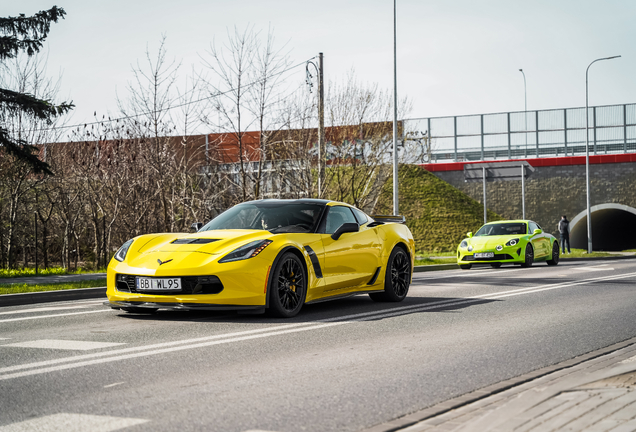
1 260 636 432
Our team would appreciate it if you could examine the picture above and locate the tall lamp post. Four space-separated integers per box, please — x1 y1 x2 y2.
519 69 527 157
585 55 621 254
392 0 399 215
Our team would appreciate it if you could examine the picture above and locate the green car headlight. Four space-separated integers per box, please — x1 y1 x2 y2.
114 239 134 262
460 240 468 248
505 238 519 247
219 240 273 263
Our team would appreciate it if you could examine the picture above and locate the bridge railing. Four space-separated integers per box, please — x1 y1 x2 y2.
406 103 636 163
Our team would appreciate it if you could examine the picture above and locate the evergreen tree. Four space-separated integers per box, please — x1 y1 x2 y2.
0 6 73 174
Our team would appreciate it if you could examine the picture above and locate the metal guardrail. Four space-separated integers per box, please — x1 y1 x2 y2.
406 103 636 162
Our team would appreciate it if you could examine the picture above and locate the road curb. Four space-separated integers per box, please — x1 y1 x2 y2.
0 287 106 307
413 255 636 273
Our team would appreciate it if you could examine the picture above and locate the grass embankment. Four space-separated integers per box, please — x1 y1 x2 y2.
0 278 107 295
374 164 502 253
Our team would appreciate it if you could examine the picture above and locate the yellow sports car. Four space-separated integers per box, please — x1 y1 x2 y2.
105 199 415 317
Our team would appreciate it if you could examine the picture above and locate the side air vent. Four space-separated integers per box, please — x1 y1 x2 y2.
303 246 323 278
171 238 219 245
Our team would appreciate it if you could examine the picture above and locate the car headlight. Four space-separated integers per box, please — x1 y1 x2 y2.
460 240 468 248
114 239 134 262
496 245 503 251
219 240 273 263
505 238 519 247
467 246 473 252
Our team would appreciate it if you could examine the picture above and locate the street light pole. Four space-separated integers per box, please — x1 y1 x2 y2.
585 55 621 254
392 0 399 216
519 69 527 157
306 54 325 198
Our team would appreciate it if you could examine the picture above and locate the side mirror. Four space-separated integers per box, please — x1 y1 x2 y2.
191 222 203 232
331 222 359 240
467 232 473 238
533 228 542 235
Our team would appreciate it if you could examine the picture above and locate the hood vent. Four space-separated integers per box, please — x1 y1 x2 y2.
171 238 219 245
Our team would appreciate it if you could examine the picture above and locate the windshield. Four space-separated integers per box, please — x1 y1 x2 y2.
200 202 325 234
474 222 527 236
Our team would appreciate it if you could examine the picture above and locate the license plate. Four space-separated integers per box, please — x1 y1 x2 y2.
475 252 495 258
136 277 181 291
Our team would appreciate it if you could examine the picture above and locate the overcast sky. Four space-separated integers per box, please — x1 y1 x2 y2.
6 0 636 131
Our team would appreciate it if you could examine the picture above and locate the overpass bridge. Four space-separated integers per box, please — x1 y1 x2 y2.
407 103 636 162
413 103 636 251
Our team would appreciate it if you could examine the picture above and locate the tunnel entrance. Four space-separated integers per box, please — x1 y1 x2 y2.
570 204 636 251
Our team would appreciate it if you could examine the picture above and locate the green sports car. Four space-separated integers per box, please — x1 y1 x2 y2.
457 220 560 269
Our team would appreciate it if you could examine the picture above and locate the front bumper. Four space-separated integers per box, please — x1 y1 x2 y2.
106 255 272 307
457 247 523 264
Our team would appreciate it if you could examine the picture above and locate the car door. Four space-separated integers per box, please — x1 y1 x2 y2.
529 221 549 258
320 206 381 294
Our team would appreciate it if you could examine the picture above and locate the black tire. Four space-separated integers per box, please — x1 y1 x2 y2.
547 241 560 266
490 263 502 268
521 244 534 268
268 252 307 318
459 264 472 270
121 307 158 314
369 247 411 302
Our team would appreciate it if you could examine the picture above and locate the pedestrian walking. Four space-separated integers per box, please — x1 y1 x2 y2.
557 215 571 254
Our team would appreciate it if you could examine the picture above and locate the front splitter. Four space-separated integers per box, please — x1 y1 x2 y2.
105 300 265 312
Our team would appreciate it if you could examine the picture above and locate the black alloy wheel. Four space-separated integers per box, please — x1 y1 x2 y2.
521 243 534 268
547 241 560 266
459 264 472 270
268 252 307 318
490 263 502 268
370 247 410 302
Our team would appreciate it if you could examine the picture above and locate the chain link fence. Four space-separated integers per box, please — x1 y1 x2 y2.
405 103 636 163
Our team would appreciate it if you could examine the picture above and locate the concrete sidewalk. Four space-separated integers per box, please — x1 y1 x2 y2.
365 337 636 432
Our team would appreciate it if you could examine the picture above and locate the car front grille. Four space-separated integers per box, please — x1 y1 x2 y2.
463 254 514 262
115 274 224 295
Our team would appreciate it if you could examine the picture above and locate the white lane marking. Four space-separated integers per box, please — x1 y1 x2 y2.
0 309 112 323
414 268 521 280
0 322 321 375
3 339 125 351
0 413 148 432
0 338 10 340
104 382 125 388
0 305 91 316
572 265 614 271
1 270 635 382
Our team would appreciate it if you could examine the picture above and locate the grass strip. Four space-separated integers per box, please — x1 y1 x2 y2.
0 279 107 295
0 267 107 279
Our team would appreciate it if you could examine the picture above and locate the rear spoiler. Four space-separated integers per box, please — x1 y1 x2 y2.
370 215 406 224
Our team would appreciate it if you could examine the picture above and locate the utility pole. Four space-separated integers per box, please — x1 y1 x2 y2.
306 54 325 198
318 53 325 198
392 0 399 215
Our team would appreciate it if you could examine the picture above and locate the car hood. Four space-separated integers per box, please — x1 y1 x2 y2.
135 230 270 255
121 230 272 273
468 235 522 250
